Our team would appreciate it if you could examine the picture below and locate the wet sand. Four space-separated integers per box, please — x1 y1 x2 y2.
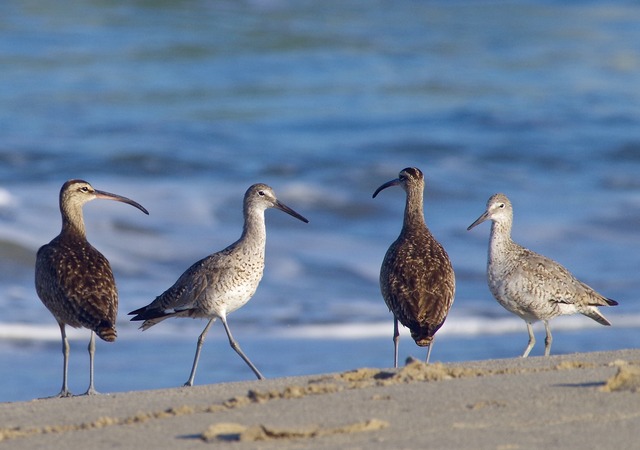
1 349 639 449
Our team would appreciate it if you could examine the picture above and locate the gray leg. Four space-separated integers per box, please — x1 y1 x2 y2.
84 331 98 395
522 322 535 358
55 322 73 398
185 318 216 386
425 341 433 365
220 315 264 380
543 320 552 356
393 317 400 368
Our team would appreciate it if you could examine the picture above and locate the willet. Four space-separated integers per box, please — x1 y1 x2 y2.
35 179 149 397
129 183 308 386
467 193 618 357
373 167 455 367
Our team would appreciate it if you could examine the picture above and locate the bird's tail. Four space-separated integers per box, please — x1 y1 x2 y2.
96 321 117 342
410 326 437 347
412 334 434 347
409 318 446 347
581 306 612 326
128 306 175 331
580 295 618 326
139 316 171 331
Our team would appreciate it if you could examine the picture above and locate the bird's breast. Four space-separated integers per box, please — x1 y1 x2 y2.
207 252 265 316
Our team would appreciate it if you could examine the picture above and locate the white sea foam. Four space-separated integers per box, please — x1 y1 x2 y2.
271 313 640 340
0 187 15 208
0 323 86 342
3 313 638 343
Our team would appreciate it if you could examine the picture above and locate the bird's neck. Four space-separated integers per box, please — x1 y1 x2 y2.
240 208 267 247
488 220 513 264
402 189 426 231
60 203 87 239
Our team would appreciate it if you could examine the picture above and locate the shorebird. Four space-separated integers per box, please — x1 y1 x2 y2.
35 179 149 397
373 167 455 367
129 183 308 386
467 193 618 357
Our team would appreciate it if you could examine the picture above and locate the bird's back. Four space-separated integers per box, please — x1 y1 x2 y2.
35 235 118 342
132 241 265 328
488 241 615 323
381 227 455 345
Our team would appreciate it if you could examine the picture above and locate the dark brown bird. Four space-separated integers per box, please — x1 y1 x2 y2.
373 167 455 367
35 179 149 397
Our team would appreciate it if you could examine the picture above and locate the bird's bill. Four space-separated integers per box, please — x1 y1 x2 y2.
95 190 150 215
467 211 489 231
274 200 309 223
372 178 400 198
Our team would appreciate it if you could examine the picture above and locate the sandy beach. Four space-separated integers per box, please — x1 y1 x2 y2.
1 349 639 449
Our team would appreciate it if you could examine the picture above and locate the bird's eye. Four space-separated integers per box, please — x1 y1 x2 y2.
498 203 505 208
80 187 89 192
258 190 265 196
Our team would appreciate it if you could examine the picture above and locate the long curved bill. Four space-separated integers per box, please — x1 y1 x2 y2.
372 178 400 198
467 211 489 231
95 190 149 215
274 200 308 223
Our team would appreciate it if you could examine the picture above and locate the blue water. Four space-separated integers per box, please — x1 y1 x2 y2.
1 0 639 402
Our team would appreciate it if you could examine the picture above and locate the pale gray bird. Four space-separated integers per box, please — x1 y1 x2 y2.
35 179 149 397
467 193 618 357
129 183 308 386
373 167 455 367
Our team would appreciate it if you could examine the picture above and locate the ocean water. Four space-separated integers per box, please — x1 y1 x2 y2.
1 0 639 402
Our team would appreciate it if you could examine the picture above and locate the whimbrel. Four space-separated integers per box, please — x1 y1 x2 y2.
129 183 308 386
35 179 149 397
373 167 455 367
467 193 618 357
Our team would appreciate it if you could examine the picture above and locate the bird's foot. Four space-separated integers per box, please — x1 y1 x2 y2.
45 389 73 399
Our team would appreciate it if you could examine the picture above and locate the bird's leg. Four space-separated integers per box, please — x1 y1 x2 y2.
425 341 433 365
184 318 216 386
393 317 400 368
55 322 73 398
220 315 265 380
543 320 552 357
83 331 99 395
522 322 535 357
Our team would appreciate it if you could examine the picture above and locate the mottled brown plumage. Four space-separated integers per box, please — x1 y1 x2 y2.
35 179 148 397
373 167 455 367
